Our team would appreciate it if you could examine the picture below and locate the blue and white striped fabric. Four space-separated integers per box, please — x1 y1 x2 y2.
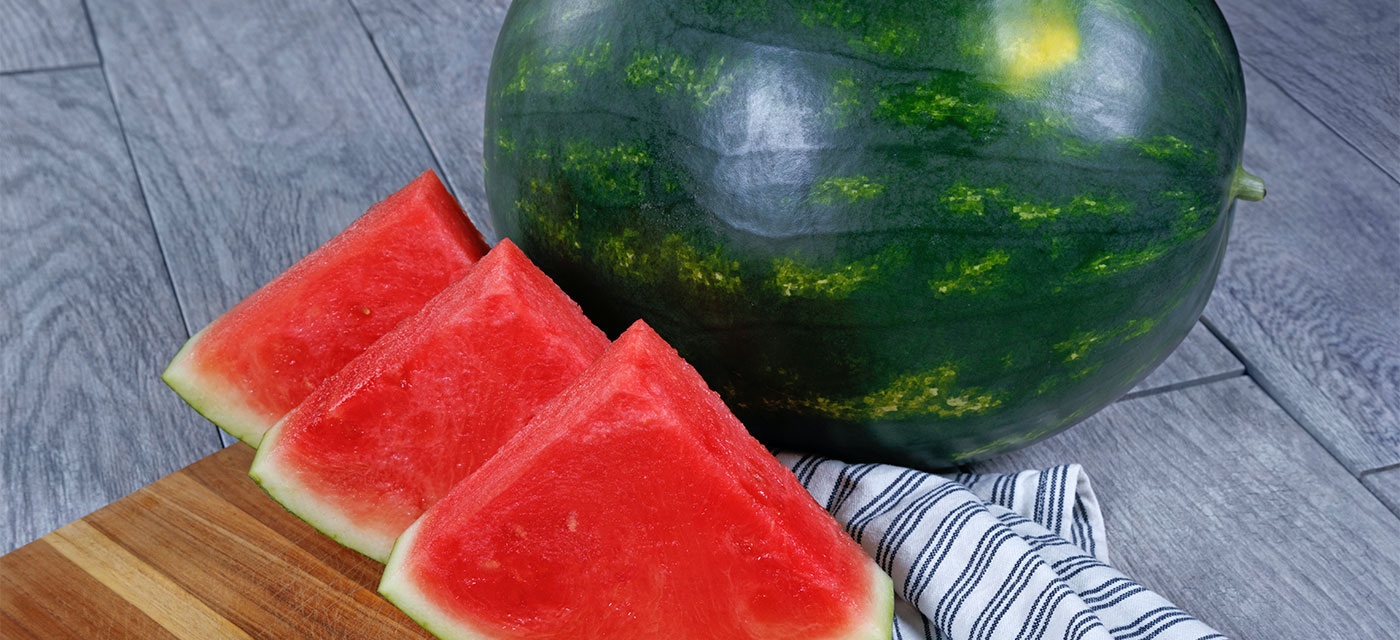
780 454 1226 640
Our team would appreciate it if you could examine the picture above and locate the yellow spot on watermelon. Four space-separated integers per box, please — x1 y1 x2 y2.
1012 202 1061 222
624 49 734 107
1069 245 1169 281
1129 135 1198 161
995 4 1081 84
929 250 1010 296
824 71 861 128
943 183 993 216
770 246 907 299
1053 317 1161 365
876 87 997 132
760 365 1004 421
809 176 886 205
595 230 743 296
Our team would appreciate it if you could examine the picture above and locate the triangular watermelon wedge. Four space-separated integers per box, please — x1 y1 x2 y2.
380 321 893 640
250 239 608 562
163 170 489 446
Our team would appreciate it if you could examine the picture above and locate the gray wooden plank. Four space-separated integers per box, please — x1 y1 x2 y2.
0 0 98 73
1219 0 1400 179
86 0 441 331
1204 64 1400 474
972 377 1400 638
349 0 509 240
1363 467 1400 518
0 69 219 554
86 0 443 446
1124 322 1244 398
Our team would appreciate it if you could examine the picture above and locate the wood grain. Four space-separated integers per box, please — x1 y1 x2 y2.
0 69 218 555
45 521 252 640
972 377 1400 639
1219 0 1400 179
0 539 178 640
0 0 98 73
84 0 440 340
1203 65 1400 474
1124 322 1243 398
0 444 433 640
1362 467 1400 518
350 0 511 241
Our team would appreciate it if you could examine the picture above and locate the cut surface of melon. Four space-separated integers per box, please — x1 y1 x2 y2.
251 240 607 561
162 170 487 446
380 321 894 640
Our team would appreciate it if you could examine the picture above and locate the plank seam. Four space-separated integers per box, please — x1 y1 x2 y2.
343 0 453 197
1198 315 1370 476
1117 369 1248 402
76 0 223 453
0 62 102 78
1360 462 1400 478
1240 57 1400 186
75 0 189 336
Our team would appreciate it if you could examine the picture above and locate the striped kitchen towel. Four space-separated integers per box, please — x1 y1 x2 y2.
780 454 1226 640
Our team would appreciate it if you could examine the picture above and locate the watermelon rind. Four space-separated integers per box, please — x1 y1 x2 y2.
161 327 273 448
842 563 895 640
378 516 489 640
378 515 895 640
248 415 396 562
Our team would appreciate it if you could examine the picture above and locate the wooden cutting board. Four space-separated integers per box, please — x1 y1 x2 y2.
0 444 433 639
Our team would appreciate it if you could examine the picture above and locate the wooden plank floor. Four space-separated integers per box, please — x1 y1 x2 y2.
1220 0 1400 179
1364 467 1400 517
84 0 443 352
2 0 1398 636
0 0 97 73
1204 64 1400 474
350 0 512 238
0 68 219 553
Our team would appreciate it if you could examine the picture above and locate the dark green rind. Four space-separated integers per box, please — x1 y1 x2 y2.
483 0 1253 468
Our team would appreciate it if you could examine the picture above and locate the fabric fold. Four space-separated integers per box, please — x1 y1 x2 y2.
779 454 1225 640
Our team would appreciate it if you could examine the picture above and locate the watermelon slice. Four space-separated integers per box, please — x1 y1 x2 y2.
250 239 608 562
162 170 488 446
379 321 893 640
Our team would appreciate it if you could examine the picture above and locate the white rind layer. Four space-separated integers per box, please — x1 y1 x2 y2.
379 518 896 640
161 327 275 447
843 561 895 640
249 414 398 563
379 516 502 640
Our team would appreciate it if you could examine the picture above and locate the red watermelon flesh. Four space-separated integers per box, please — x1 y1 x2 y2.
379 321 893 640
162 170 488 446
249 239 608 562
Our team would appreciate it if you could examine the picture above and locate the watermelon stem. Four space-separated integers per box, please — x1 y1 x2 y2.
1232 166 1267 201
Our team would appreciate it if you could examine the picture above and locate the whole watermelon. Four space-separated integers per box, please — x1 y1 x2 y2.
482 0 1265 468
